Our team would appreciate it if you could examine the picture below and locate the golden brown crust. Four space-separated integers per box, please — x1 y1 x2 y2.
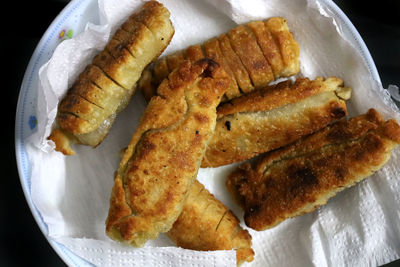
204 38 241 99
58 113 93 135
47 129 75 155
106 59 229 247
253 108 385 173
138 17 300 101
166 51 185 72
167 180 254 264
382 119 400 143
92 49 134 90
218 33 254 93
228 25 274 89
226 109 400 231
82 65 127 99
58 94 108 131
247 20 284 78
265 17 300 76
216 77 344 117
130 0 174 51
49 1 174 154
184 44 205 62
111 22 161 78
68 76 117 111
201 77 351 167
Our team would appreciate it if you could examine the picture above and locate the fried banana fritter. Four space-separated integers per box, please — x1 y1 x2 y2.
167 180 254 265
106 59 229 247
138 17 299 102
48 1 174 155
201 76 351 167
226 109 400 230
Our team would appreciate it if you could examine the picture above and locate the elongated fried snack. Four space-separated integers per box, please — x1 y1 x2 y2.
106 59 229 247
138 17 299 102
201 77 351 167
226 109 400 231
48 1 174 155
167 180 254 265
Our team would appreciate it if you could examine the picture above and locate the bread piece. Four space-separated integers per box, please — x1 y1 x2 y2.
201 77 351 167
48 1 174 155
138 17 300 101
167 180 254 265
226 109 400 230
105 59 229 247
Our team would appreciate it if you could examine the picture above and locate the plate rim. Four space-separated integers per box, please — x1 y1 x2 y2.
321 0 381 83
14 0 383 266
14 0 94 266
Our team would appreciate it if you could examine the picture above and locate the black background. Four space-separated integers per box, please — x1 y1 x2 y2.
2 0 400 266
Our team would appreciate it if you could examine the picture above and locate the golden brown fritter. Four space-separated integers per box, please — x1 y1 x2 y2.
138 17 300 102
218 33 254 94
203 38 241 100
226 109 400 231
201 77 351 167
167 180 254 265
227 25 274 90
247 20 284 78
106 59 229 247
48 1 174 155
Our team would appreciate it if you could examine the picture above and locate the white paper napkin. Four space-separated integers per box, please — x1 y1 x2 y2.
27 0 400 266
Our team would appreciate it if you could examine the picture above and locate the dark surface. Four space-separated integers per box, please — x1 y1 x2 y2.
2 0 399 266
333 0 400 90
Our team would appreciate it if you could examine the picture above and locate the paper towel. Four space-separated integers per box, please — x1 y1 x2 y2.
26 0 400 266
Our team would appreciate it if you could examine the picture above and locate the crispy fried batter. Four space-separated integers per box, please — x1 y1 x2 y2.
218 33 254 93
204 38 241 99
228 25 274 89
106 59 229 247
48 1 174 155
47 129 75 155
247 20 283 78
265 17 300 76
167 180 254 265
201 77 351 167
226 109 400 231
167 51 185 72
184 44 205 62
138 17 299 101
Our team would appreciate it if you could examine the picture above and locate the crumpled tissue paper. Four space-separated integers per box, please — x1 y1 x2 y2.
26 0 400 266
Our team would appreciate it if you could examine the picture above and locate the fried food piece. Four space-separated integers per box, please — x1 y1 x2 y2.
138 17 299 101
105 59 229 247
184 44 205 62
201 77 351 167
48 1 174 155
167 180 254 265
264 17 300 77
218 33 254 94
226 109 400 230
203 38 240 100
167 51 185 72
247 20 283 78
227 25 274 90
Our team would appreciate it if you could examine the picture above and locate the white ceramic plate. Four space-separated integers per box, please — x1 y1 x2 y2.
15 0 381 266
